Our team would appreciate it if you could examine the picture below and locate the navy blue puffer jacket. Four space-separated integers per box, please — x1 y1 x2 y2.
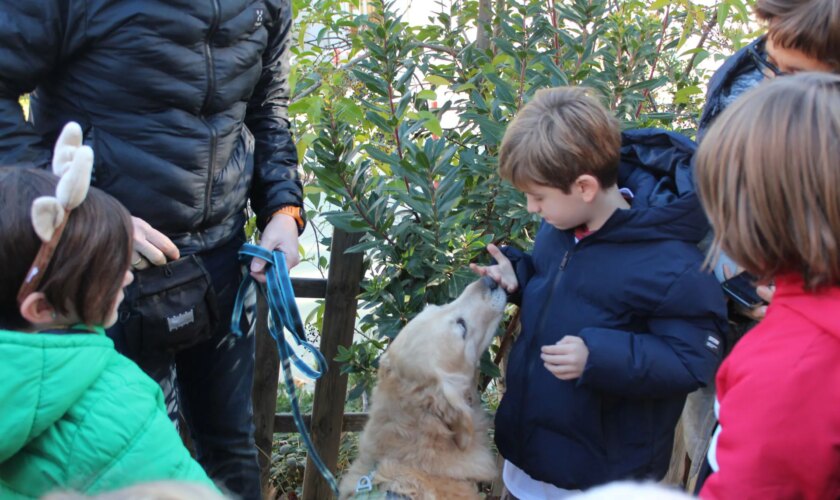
495 129 727 489
0 0 302 253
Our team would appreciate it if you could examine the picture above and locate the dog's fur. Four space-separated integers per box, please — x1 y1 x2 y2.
339 278 507 499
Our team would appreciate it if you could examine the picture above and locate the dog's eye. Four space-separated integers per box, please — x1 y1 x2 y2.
456 318 467 338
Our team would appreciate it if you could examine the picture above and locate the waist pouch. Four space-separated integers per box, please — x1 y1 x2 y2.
117 255 218 356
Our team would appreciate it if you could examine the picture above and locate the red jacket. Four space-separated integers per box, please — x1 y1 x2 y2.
701 274 840 499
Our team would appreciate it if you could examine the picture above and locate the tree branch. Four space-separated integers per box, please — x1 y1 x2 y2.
684 8 718 78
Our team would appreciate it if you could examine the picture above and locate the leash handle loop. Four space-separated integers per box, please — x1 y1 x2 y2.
231 243 339 496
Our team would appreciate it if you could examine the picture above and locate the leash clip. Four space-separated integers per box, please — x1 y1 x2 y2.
356 473 375 493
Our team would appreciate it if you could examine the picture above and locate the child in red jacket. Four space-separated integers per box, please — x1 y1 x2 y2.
695 72 840 499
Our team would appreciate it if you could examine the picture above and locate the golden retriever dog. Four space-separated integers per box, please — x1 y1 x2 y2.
339 277 507 500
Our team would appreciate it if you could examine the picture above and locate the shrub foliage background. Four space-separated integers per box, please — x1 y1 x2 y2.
289 0 756 398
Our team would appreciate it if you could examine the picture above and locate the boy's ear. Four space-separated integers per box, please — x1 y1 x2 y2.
574 174 601 202
19 292 57 327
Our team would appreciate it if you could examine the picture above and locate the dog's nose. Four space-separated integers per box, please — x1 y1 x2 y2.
481 275 498 291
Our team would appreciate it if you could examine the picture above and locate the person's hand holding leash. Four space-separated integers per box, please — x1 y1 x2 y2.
131 216 180 269
250 212 300 282
541 335 589 380
470 243 519 293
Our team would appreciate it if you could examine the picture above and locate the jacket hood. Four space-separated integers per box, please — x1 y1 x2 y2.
594 129 709 244
0 327 113 463
773 274 840 340
697 37 765 142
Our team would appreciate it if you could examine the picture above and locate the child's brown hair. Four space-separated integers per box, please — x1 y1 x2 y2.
0 167 133 329
696 72 840 289
499 87 621 193
756 0 840 70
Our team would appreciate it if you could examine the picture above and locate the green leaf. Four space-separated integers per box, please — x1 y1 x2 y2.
295 132 318 163
674 85 702 104
416 89 437 101
418 111 443 136
425 74 450 86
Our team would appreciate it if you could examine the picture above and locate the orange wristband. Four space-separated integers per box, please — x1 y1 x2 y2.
272 206 304 230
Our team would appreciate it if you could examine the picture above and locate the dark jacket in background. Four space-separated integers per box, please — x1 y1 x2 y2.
0 0 302 254
494 129 728 489
696 38 764 142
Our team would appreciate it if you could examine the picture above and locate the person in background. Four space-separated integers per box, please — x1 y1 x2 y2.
696 73 840 499
683 2 839 487
0 126 217 498
0 1 304 498
0 0 304 499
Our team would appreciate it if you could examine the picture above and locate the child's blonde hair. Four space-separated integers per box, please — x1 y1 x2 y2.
499 87 621 192
757 0 840 71
696 72 840 289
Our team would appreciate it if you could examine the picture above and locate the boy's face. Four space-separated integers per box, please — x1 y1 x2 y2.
765 36 836 76
521 182 589 230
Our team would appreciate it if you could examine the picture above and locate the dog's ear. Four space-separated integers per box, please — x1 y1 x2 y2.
429 373 474 450
377 352 393 379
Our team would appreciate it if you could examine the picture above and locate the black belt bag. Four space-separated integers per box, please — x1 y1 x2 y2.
118 255 219 356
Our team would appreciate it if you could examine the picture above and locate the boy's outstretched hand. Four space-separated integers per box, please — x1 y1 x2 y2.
469 244 519 293
541 336 589 380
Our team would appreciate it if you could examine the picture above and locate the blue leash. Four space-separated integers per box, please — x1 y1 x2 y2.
231 243 340 497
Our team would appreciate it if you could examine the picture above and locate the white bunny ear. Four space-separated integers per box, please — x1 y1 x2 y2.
55 145 93 210
31 197 65 242
52 122 84 176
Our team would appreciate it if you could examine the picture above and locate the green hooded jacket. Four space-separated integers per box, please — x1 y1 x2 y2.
0 327 216 498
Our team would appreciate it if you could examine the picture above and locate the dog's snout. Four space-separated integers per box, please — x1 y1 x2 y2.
481 275 499 291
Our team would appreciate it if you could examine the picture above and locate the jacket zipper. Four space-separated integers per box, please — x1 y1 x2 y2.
199 0 221 226
515 247 572 464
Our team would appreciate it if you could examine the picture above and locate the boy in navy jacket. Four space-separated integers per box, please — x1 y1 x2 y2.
472 87 727 496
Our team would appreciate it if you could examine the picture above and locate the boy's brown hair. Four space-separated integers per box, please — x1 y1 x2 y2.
0 167 133 329
756 0 840 70
499 87 621 193
696 72 840 289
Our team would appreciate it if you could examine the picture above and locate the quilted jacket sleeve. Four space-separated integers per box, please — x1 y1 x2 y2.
577 264 726 398
245 0 304 232
0 0 85 167
500 245 535 306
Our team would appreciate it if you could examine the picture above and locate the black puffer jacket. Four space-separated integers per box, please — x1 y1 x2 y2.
0 0 302 254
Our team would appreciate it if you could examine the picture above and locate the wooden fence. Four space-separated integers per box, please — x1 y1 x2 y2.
251 229 365 499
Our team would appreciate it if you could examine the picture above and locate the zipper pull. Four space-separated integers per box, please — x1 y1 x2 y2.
559 251 570 270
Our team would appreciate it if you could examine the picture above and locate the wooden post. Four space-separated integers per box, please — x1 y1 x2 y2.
302 229 364 500
251 293 277 495
253 276 330 495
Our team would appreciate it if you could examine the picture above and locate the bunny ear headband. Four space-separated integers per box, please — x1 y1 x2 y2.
16 122 93 305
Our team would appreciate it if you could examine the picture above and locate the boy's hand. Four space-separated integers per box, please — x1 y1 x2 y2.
469 244 519 293
541 336 589 380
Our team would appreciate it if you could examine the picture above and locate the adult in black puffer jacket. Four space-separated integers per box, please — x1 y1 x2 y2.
0 2 302 498
0 0 303 254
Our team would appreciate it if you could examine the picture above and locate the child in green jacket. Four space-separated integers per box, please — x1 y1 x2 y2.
0 124 217 498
